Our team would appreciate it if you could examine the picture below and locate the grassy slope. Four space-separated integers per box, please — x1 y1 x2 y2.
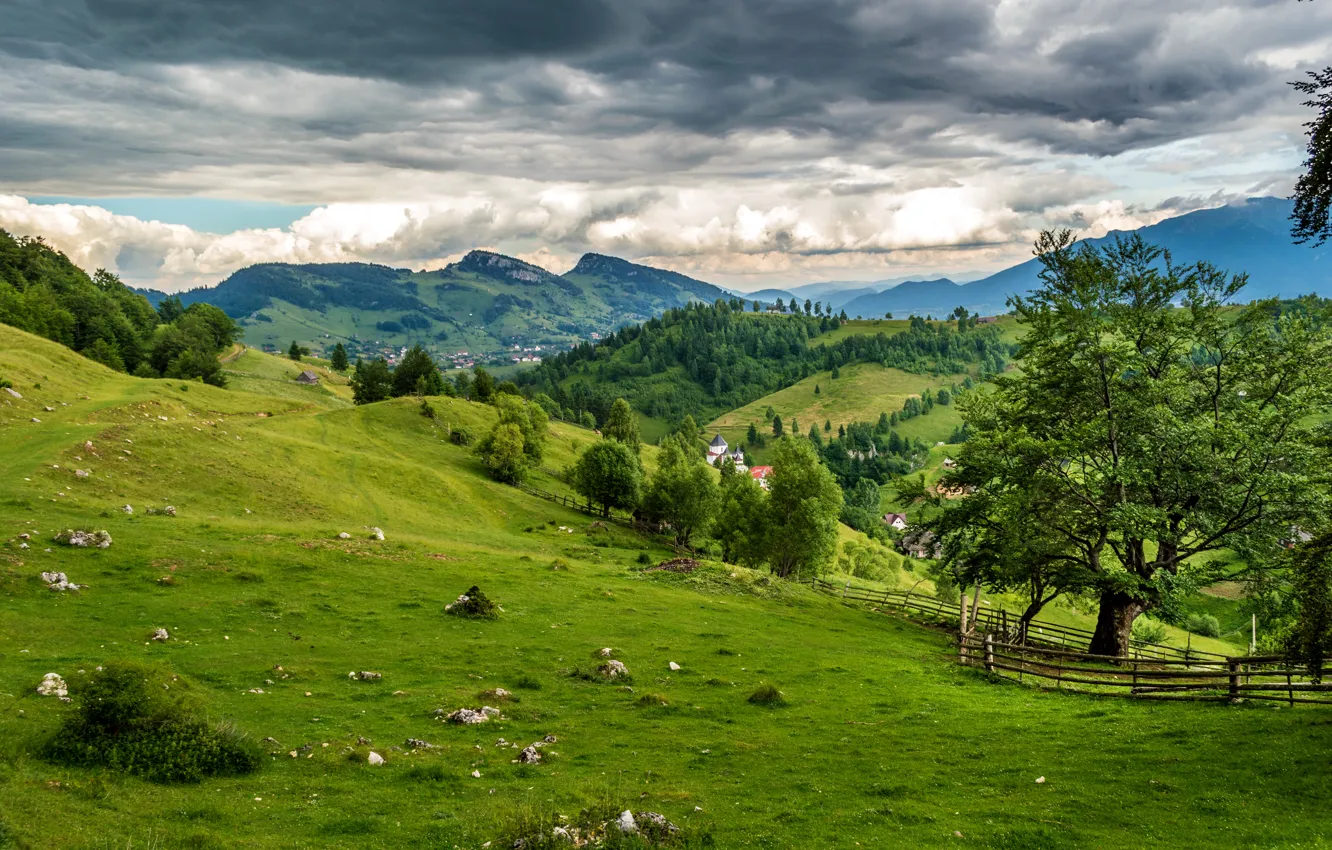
1 325 1330 849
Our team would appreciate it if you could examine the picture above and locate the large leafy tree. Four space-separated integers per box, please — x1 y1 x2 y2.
487 394 548 463
571 440 642 517
765 436 843 578
644 435 718 546
940 231 1332 656
481 423 529 485
714 468 770 568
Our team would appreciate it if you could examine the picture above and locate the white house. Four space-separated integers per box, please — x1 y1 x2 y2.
882 512 908 531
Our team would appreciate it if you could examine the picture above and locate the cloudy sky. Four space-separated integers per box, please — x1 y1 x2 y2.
0 0 1326 292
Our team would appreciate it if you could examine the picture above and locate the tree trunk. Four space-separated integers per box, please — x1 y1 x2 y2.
1089 590 1146 657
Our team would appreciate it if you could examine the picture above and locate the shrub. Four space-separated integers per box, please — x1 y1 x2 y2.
449 427 474 447
1131 617 1169 645
748 683 786 707
637 693 669 706
444 585 499 619
636 551 652 565
420 399 436 419
42 662 262 783
1185 613 1222 639
512 674 542 691
0 376 11 390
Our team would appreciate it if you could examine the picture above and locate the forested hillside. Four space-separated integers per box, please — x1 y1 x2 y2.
0 229 237 384
518 301 1015 424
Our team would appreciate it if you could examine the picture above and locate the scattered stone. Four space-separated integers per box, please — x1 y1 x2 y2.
649 558 700 573
151 628 169 642
53 529 112 549
599 660 629 679
543 734 557 744
18 533 28 540
405 738 434 750
518 745 542 764
83 441 94 452
30 418 40 423
598 647 613 657
36 673 67 698
337 532 351 540
471 770 482 778
122 505 133 514
248 688 264 694
3 387 20 398
669 662 681 672
615 811 637 833
19 543 28 549
348 671 382 682
445 585 499 619
44 406 54 412
41 571 83 591
1036 776 1046 784
367 752 385 766
445 708 493 725
370 527 385 541
74 469 89 479
636 812 679 836
164 505 176 517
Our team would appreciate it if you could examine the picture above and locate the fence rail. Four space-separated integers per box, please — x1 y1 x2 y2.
810 577 1228 663
959 634 1332 705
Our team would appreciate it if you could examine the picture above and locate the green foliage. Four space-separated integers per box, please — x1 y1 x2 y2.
350 358 392 404
603 397 640 452
765 437 843 578
714 471 769 569
487 394 549 463
41 661 261 783
571 440 643 516
644 435 718 546
471 367 496 403
748 683 786 707
445 585 499 619
392 345 444 397
838 538 901 583
1184 613 1222 639
1290 532 1332 681
330 342 349 372
1292 67 1332 246
479 422 529 484
1131 618 1169 645
288 340 302 361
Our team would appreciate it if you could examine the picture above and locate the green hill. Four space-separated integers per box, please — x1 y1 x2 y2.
156 252 729 366
1 324 1328 848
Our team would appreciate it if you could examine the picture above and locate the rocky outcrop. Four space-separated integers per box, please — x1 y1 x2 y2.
348 670 382 682
42 571 84 591
36 673 68 700
54 530 112 548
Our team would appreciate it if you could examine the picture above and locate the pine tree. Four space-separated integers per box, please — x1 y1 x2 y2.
772 414 783 437
603 398 641 453
330 343 349 371
288 340 302 361
814 384 821 396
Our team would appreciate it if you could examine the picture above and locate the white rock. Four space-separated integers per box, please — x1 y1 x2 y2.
30 418 40 423
1036 776 1046 784
41 571 83 591
163 505 176 517
75 469 89 479
36 673 68 698
370 527 385 541
600 660 628 679
44 406 54 412
471 770 482 778
348 670 381 682
615 810 637 833
518 745 542 764
446 708 490 725
151 628 169 642
3 387 20 399
122 505 133 514
337 532 351 540
599 647 613 657
53 529 112 549
367 751 385 766
493 687 511 698
669 662 681 671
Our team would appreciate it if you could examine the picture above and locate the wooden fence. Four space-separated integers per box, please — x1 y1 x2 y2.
958 634 1332 705
810 577 1227 664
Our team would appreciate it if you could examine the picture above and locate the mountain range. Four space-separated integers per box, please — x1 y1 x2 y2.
143 197 1327 361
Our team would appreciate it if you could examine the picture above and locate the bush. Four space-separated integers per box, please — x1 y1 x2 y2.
420 399 436 419
512 674 542 691
42 662 262 783
1185 613 1222 639
636 551 652 564
1131 617 1169 645
748 683 786 707
444 585 499 619
449 427 474 447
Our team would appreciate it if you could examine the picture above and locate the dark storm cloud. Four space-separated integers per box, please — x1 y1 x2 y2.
0 0 1313 160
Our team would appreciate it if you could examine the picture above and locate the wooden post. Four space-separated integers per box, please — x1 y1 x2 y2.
984 634 994 673
1132 660 1139 693
1288 668 1295 707
1228 659 1240 701
1250 614 1257 656
1001 609 1009 641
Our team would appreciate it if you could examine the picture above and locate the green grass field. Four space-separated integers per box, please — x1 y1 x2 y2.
2 323 1331 849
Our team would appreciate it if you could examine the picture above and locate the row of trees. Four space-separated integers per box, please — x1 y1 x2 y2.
0 231 239 384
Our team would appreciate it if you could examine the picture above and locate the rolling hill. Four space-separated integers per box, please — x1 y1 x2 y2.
147 252 728 366
0 321 1320 848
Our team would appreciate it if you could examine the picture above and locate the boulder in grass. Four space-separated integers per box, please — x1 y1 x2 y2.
599 660 629 679
54 529 112 549
41 571 83 591
615 811 637 834
445 708 490 725
337 532 351 540
518 745 542 764
636 812 681 839
370 527 385 541
444 585 499 619
348 671 382 682
36 672 68 698
3 387 21 399
122 505 133 514
367 752 385 766
151 628 170 642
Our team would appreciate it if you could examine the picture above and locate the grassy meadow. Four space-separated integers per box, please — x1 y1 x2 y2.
1 324 1330 849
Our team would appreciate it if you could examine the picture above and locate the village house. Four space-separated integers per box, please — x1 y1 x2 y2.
942 457 957 469
881 512 908 531
749 465 773 490
899 527 940 559
706 434 729 465
295 370 320 385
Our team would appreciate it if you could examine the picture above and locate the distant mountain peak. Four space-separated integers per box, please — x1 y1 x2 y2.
569 253 633 276
449 250 556 283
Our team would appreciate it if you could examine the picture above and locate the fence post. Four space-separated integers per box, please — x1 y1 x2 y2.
1227 659 1240 701
1288 668 1295 707
984 634 994 673
842 582 849 598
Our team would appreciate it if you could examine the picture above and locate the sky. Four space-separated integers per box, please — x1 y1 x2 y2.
0 0 1327 293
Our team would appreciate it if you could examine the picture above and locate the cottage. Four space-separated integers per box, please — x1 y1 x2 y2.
942 457 956 469
295 370 320 385
899 527 940 559
881 512 908 531
706 434 728 465
749 465 773 490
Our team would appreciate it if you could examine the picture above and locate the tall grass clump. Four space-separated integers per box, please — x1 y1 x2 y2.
747 683 786 707
42 661 262 783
